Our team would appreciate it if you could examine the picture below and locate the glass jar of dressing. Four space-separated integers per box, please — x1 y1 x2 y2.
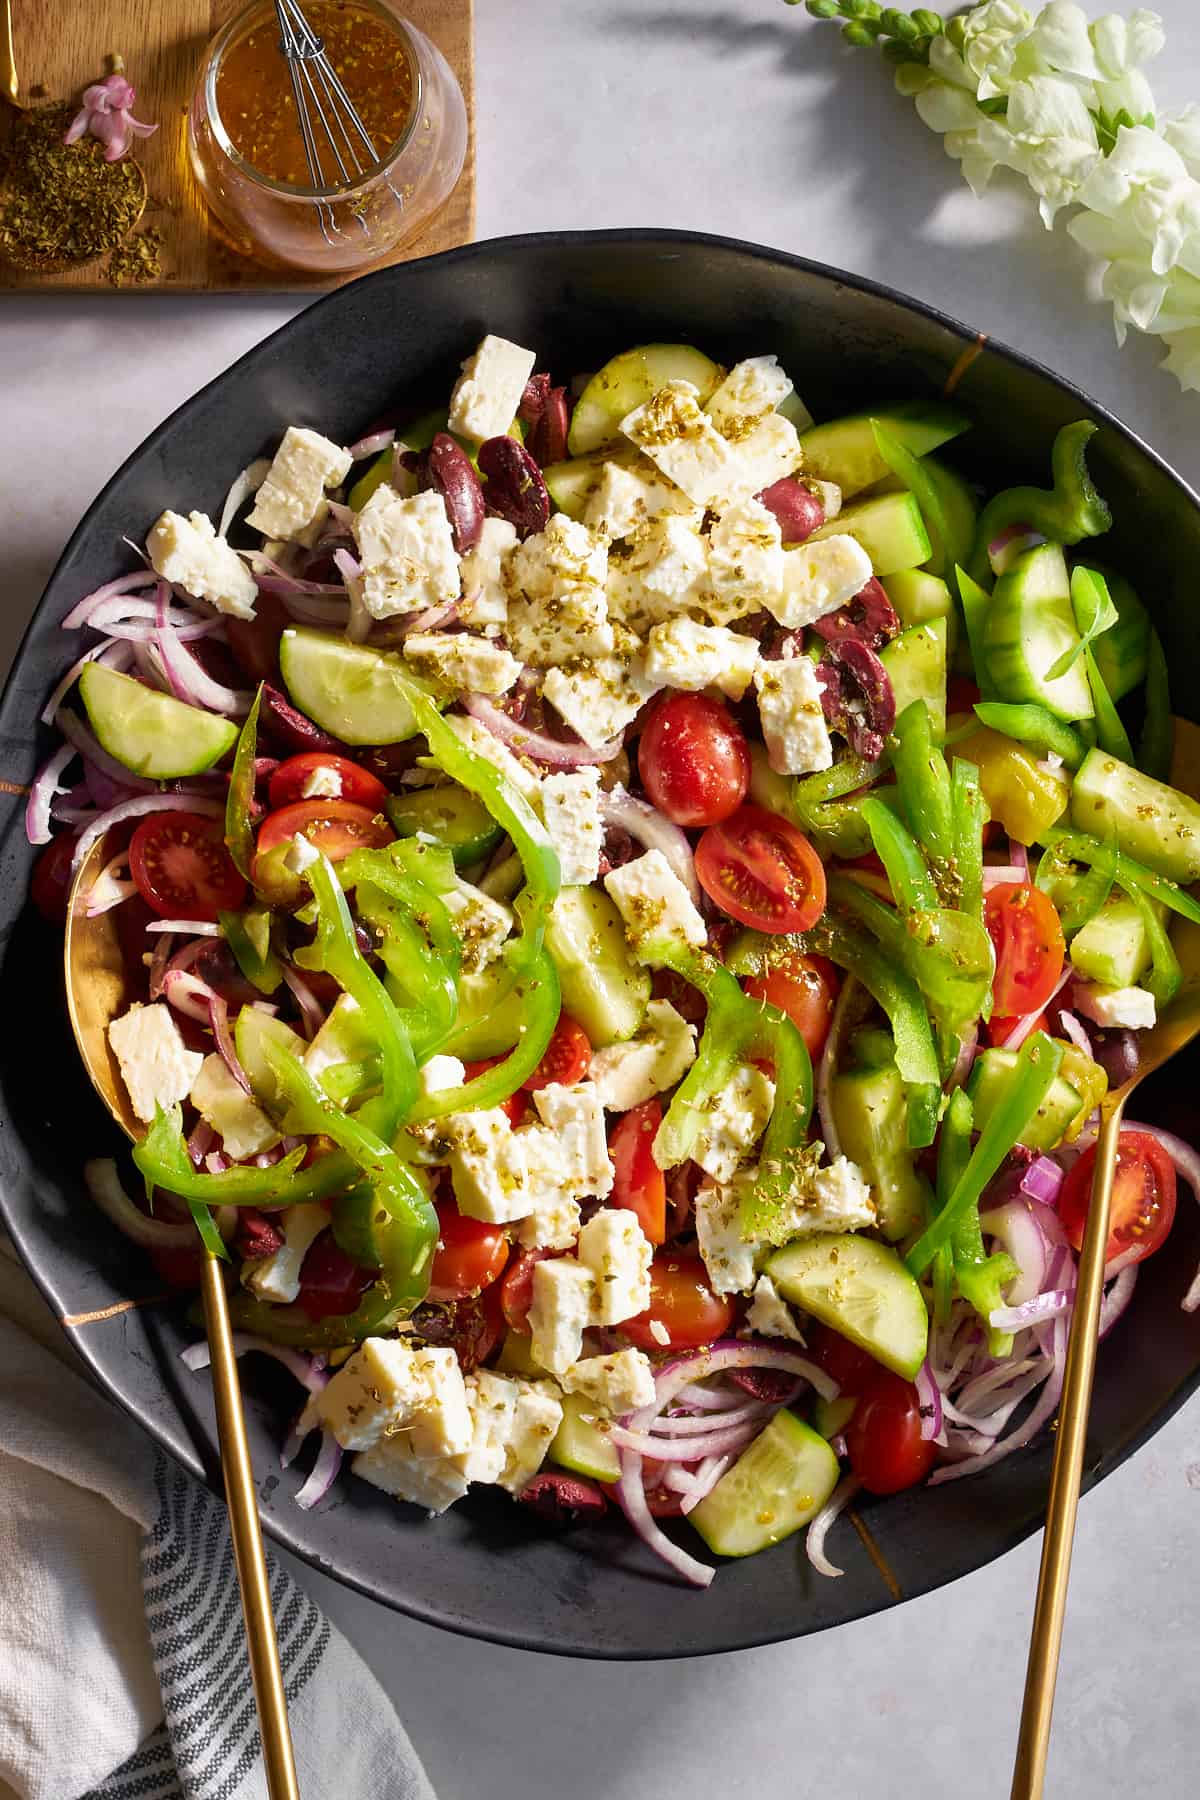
188 0 466 274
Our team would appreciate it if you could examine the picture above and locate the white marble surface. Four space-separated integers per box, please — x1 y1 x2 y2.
4 1 1200 1793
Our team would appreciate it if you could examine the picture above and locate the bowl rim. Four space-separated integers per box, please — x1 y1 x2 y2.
8 227 1200 1658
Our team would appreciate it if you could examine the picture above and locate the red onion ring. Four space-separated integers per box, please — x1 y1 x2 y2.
988 1289 1071 1333
154 582 251 716
599 786 700 906
282 965 326 1040
462 691 623 767
294 1430 344 1510
60 569 159 628
84 850 136 916
144 919 222 936
805 1473 861 1578
1057 1010 1093 1059
347 428 395 461
85 1157 233 1250
182 1332 329 1393
678 1453 734 1514
1099 1264 1138 1336
915 1358 944 1442
71 793 223 881
25 741 77 845
1018 1155 1065 1207
41 639 130 726
930 1312 1067 1483
611 1420 762 1461
948 1021 980 1093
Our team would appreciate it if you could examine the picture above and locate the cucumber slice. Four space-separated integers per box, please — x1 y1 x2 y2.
438 962 523 1061
879 617 948 740
689 1411 839 1558
1070 747 1200 883
78 663 238 780
279 627 436 746
234 1008 307 1116
776 389 814 433
386 783 503 867
567 344 723 455
542 450 632 520
552 1392 620 1483
495 1329 546 1377
915 455 977 580
1069 895 1155 988
968 1048 1084 1153
982 543 1094 722
799 400 970 499
810 491 932 576
767 1234 929 1380
813 1393 857 1440
544 886 651 1047
883 568 953 631
830 1062 930 1242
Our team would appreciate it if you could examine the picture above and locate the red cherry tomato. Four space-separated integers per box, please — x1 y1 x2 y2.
296 1229 374 1322
1059 1129 1177 1268
609 1099 667 1245
804 1321 883 1395
268 753 388 813
987 1011 1047 1047
742 951 840 1059
463 1057 526 1128
621 1251 735 1350
224 590 289 683
637 693 750 827
946 675 982 717
255 797 393 864
984 882 1065 1017
129 811 246 920
500 1247 558 1334
845 1368 937 1495
426 1200 510 1303
695 803 827 934
521 1013 592 1091
30 833 77 924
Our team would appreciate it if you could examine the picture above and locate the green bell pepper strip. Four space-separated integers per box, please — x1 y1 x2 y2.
861 796 937 915
789 755 880 859
1138 628 1174 782
134 1108 230 1259
219 907 282 996
406 940 561 1122
1052 834 1116 937
134 1104 314 1207
1046 566 1118 685
971 701 1087 772
1037 827 1200 928
936 1088 1019 1355
224 684 263 881
1120 880 1182 1009
906 1031 1065 1275
932 1086 973 1328
956 567 999 701
351 875 458 1057
827 875 993 1037
967 421 1113 586
950 757 986 932
1084 644 1135 763
891 699 955 874
872 422 974 596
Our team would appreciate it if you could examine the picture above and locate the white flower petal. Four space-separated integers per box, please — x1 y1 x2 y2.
1091 11 1165 80
1163 105 1200 180
1028 2 1101 80
1006 75 1098 146
915 82 987 136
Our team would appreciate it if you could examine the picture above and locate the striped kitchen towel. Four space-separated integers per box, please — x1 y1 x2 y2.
0 1241 435 1800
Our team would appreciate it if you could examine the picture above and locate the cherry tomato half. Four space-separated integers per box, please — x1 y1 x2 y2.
30 833 77 924
637 693 750 828
695 803 827 934
984 882 1065 1017
621 1251 735 1350
845 1368 937 1495
427 1200 510 1303
804 1321 883 1395
268 753 389 813
609 1099 667 1245
1059 1129 1177 1268
296 1229 374 1322
256 797 393 863
742 952 840 1059
129 810 246 920
521 1013 592 1092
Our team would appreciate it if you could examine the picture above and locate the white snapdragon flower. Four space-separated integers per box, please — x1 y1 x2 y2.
1002 76 1103 225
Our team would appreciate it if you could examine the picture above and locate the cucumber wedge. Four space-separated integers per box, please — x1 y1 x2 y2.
279 627 437 746
542 451 634 520
1071 748 1200 884
234 1008 307 1116
767 1233 929 1380
810 491 932 576
567 344 723 455
552 1392 620 1483
689 1411 839 1558
883 568 953 631
880 617 948 740
799 400 970 499
78 663 238 780
544 886 650 1046
386 783 503 867
982 543 1094 722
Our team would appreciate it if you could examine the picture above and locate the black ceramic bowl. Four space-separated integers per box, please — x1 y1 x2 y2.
3 231 1199 1659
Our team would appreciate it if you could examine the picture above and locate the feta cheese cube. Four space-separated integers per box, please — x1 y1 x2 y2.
419 1053 466 1095
705 356 794 438
457 1370 522 1484
285 830 320 875
587 1000 697 1112
1074 983 1157 1030
529 1258 596 1372
402 631 522 697
439 713 543 801
352 488 460 620
691 1063 776 1183
576 1208 653 1325
607 515 709 630
448 334 537 444
352 1437 469 1514
147 510 258 619
459 516 516 631
442 881 514 973
542 641 660 750
694 1176 765 1295
497 1382 565 1494
644 617 760 700
107 1001 204 1126
604 848 707 962
706 497 785 623
804 1156 877 1233
242 1202 328 1305
620 381 743 507
300 764 343 799
539 767 603 887
448 1109 530 1223
316 1339 471 1457
514 1129 583 1251
723 413 804 498
246 426 353 544
773 534 873 630
562 1348 656 1415
507 516 612 664
754 657 833 776
584 458 702 541
807 478 842 521
745 1274 805 1342
189 1053 282 1161
531 1082 614 1199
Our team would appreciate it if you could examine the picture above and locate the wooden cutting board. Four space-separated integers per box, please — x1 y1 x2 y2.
0 0 473 292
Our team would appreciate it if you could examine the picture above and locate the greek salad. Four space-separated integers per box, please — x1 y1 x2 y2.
27 333 1200 1588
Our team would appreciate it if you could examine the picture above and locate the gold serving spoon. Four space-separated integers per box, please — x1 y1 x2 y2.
65 838 300 1800
1011 715 1200 1798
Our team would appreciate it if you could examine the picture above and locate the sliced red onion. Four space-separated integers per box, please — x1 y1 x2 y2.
930 1314 1066 1483
26 741 77 845
187 1119 214 1166
347 428 395 461
989 1289 1071 1332
982 863 1028 888
1057 1010 1093 1059
805 1474 861 1578
41 638 126 726
181 1332 329 1392
600 786 700 905
155 581 251 716
1004 966 1072 1051
463 691 623 767
60 568 158 628
66 594 218 640
671 1381 747 1412
162 968 215 1024
980 1196 1063 1307
988 526 1045 577
205 1150 230 1174
282 965 325 1040
611 1420 761 1461
86 1157 219 1249
948 1021 980 1094
148 932 174 1001
1019 1155 1065 1206
145 919 222 936
1182 1268 1200 1315
210 992 252 1094
70 793 223 879
678 1454 733 1515
85 850 136 915
653 1401 768 1435
915 1358 943 1442
218 458 271 539
283 589 354 627
294 1430 344 1510
1099 1264 1138 1336
615 1454 715 1587
246 552 347 596
379 594 464 639
58 708 156 793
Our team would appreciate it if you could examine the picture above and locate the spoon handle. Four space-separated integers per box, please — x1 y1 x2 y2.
2 0 20 106
201 1254 300 1799
1010 1101 1125 1799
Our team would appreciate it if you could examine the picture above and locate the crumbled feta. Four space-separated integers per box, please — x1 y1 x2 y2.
754 657 833 776
402 631 522 697
442 881 514 973
803 1156 877 1234
576 1209 653 1325
587 1000 697 1111
497 1382 565 1494
806 478 842 522
300 764 343 800
352 488 461 619
303 994 372 1089
705 497 785 623
539 766 603 886
315 1339 472 1458
704 356 794 438
529 1257 596 1372
448 1109 531 1224
507 516 613 664
457 1370 522 1484
620 381 744 507
189 1053 282 1161
562 1348 656 1415
644 617 760 700
242 1202 328 1305
419 1053 466 1095
514 1131 583 1251
607 515 709 630
285 830 320 875
438 713 543 801
246 426 353 545
352 1436 469 1514
147 510 258 620
649 1319 671 1347
694 1176 765 1296
531 1082 614 1200
690 1063 776 1183
107 1002 204 1126
723 413 804 498
584 458 702 541
773 534 873 629
542 638 660 750
459 516 516 632
448 334 537 443
745 1274 805 1343
1074 983 1158 1030
604 848 707 963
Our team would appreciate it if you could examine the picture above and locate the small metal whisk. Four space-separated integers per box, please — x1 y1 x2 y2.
273 0 396 242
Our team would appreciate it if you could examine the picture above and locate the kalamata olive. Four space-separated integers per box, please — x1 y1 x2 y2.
408 1291 504 1373
259 684 346 755
810 576 900 650
236 1210 286 1261
727 1366 803 1402
518 1472 609 1527
189 940 263 1010
423 432 485 553
354 740 427 790
758 477 825 544
817 639 896 761
520 374 571 466
477 436 551 537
